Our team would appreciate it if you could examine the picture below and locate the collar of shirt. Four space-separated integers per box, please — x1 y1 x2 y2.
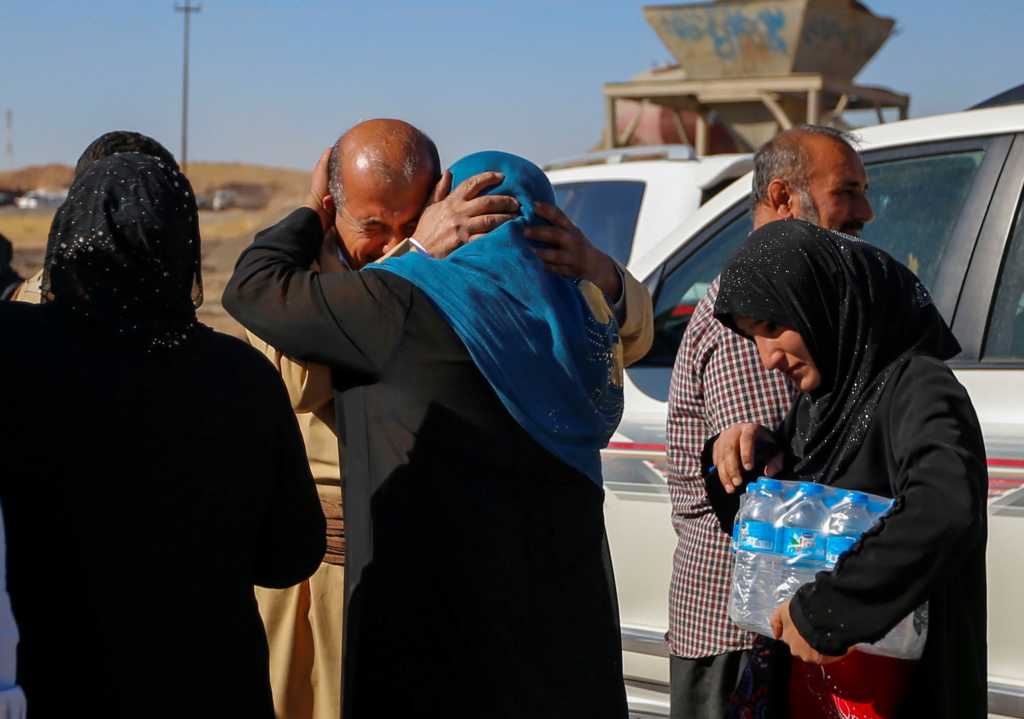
334 243 352 270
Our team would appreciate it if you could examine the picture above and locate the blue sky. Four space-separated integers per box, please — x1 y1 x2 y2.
3 1 1021 171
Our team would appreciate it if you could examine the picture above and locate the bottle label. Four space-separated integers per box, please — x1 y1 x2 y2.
826 534 858 566
780 528 825 562
736 520 775 553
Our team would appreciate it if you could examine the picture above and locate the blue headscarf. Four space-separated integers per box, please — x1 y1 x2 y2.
367 151 622 486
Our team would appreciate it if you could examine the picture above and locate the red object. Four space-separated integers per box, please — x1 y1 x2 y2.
989 457 1024 468
788 651 916 718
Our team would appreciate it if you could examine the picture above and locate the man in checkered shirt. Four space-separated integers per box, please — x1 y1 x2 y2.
666 125 875 718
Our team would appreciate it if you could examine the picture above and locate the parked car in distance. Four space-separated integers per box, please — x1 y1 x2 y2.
14 188 68 210
211 183 270 211
597 105 1024 717
546 145 753 270
194 193 214 211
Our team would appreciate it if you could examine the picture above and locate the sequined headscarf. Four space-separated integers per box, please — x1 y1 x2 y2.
46 153 203 350
713 220 960 484
40 131 185 299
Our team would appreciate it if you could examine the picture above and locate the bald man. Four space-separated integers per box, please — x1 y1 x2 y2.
323 119 627 297
248 119 652 719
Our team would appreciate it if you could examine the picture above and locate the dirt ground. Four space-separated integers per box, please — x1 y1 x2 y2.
0 162 309 339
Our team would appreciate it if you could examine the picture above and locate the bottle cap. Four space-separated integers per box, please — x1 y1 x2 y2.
799 482 824 497
759 478 783 492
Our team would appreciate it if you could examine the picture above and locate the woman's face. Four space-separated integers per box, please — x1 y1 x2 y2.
734 316 822 392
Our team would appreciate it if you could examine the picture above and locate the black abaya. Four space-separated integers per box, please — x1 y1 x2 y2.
224 208 628 719
709 221 988 718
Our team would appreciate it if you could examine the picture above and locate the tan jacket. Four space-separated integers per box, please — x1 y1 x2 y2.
606 261 655 368
10 269 44 305
246 334 341 484
244 234 364 487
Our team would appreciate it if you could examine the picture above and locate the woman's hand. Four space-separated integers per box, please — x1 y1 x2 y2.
711 422 783 493
771 599 846 665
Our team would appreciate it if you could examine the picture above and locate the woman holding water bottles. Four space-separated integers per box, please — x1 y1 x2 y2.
704 220 988 719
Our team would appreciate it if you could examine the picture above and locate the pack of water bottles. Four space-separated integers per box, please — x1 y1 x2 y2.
728 479 928 660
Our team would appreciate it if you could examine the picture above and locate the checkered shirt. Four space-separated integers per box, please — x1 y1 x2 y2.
665 278 795 658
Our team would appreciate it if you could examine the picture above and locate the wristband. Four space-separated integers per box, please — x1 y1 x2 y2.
406 237 430 256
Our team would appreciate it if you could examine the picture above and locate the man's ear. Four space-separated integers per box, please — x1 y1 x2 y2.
765 179 794 220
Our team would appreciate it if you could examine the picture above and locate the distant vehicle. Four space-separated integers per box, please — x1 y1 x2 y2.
211 183 270 211
544 145 753 271
14 188 68 210
0 191 16 207
598 105 1024 717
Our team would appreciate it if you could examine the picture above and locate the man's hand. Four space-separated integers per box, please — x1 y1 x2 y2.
711 422 783 493
771 600 846 665
525 202 622 301
304 146 335 233
413 170 519 257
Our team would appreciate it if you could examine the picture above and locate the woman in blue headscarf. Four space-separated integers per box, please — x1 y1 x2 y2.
371 150 625 485
226 150 630 718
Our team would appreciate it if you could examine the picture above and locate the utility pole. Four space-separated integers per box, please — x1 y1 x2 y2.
3 110 11 168
175 2 201 175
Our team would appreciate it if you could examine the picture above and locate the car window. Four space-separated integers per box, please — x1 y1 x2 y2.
984 198 1024 361
642 211 752 366
553 181 645 265
638 147 988 368
862 151 985 291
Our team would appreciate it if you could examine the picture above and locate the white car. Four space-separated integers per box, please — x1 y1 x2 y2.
14 189 67 210
575 106 1024 717
545 145 753 269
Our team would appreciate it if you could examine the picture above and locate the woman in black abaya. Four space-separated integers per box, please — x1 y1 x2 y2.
0 153 325 718
706 220 987 719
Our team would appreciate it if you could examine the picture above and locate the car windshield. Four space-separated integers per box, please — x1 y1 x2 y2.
553 180 645 265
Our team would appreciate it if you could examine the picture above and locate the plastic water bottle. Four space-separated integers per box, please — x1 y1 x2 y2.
825 491 875 568
729 479 784 635
735 479 783 552
774 483 829 602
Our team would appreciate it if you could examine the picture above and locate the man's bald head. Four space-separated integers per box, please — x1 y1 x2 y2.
323 119 442 268
327 119 440 212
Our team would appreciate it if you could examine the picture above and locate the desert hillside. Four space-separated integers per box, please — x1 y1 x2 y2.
0 161 308 197
0 164 74 193
0 161 311 337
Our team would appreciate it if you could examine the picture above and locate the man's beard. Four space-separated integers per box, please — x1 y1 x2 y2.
794 188 863 237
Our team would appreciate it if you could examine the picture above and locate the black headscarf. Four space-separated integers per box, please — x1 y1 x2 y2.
46 153 204 350
73 130 179 179
713 220 961 484
41 132 189 299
